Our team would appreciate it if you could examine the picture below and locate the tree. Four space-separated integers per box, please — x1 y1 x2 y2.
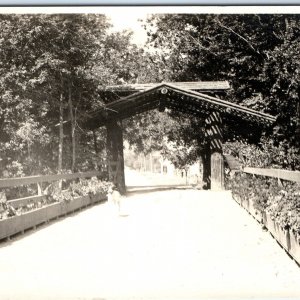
131 14 300 169
0 14 112 176
0 13 163 177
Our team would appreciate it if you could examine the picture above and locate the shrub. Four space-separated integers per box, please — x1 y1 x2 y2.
224 138 300 171
0 177 112 220
226 172 300 236
69 177 112 197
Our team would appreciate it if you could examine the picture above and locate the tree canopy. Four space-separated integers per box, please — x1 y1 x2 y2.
0 14 147 177
125 13 300 169
0 13 299 178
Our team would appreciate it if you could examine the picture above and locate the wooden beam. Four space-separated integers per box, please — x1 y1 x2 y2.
243 167 300 183
106 120 126 194
117 100 160 120
201 141 211 189
0 171 103 189
205 111 224 191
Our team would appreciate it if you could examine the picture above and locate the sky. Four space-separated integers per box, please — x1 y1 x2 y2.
106 11 149 46
86 6 300 46
1 6 300 47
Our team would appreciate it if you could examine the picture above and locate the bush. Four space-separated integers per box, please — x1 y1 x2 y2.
69 177 112 197
224 138 300 171
44 177 112 202
226 172 300 235
0 177 112 220
225 136 300 236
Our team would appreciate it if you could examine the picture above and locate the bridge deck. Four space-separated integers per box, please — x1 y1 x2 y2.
0 189 300 300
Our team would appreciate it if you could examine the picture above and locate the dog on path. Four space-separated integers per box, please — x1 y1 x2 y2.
107 185 122 215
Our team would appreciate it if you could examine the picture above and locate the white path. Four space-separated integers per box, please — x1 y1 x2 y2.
125 168 188 187
0 188 300 300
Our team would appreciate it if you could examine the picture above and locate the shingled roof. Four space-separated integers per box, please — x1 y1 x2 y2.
85 83 276 129
105 81 231 93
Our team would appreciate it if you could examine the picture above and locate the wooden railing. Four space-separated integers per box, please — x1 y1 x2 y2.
232 166 300 265
0 171 104 209
0 170 103 188
0 171 107 241
243 167 300 183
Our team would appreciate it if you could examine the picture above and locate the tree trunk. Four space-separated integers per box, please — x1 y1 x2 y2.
143 154 146 172
68 83 76 173
58 90 63 173
185 169 188 185
296 89 300 148
93 129 99 169
58 89 64 189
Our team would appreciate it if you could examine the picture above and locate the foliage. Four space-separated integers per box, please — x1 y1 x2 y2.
224 138 300 171
69 177 112 196
44 183 74 203
44 177 111 201
138 14 300 169
267 184 300 234
145 14 299 113
0 14 145 176
0 177 112 220
123 109 205 168
226 172 300 235
0 14 103 175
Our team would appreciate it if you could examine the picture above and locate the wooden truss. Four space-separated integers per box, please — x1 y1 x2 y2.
84 82 276 193
86 83 275 128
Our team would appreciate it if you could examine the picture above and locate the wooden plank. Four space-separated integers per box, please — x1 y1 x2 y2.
243 167 300 183
0 171 103 189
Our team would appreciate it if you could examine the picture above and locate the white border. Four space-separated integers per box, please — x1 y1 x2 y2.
0 6 300 14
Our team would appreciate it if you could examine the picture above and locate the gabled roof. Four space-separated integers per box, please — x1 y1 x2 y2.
85 83 276 129
105 81 231 93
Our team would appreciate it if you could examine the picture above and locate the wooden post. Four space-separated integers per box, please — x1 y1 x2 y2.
106 120 126 194
205 111 224 191
200 141 211 189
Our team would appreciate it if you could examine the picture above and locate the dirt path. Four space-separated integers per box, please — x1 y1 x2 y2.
0 189 300 300
125 168 188 187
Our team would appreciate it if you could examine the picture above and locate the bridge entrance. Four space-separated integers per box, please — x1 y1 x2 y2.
84 82 276 193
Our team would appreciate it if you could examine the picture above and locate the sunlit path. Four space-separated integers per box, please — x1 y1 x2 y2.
0 189 300 300
125 167 188 188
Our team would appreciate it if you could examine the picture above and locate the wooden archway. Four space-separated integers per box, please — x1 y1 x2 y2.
85 82 276 193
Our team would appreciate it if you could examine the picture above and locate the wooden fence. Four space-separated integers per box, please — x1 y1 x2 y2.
0 170 104 188
0 171 107 241
233 166 300 265
243 167 300 183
